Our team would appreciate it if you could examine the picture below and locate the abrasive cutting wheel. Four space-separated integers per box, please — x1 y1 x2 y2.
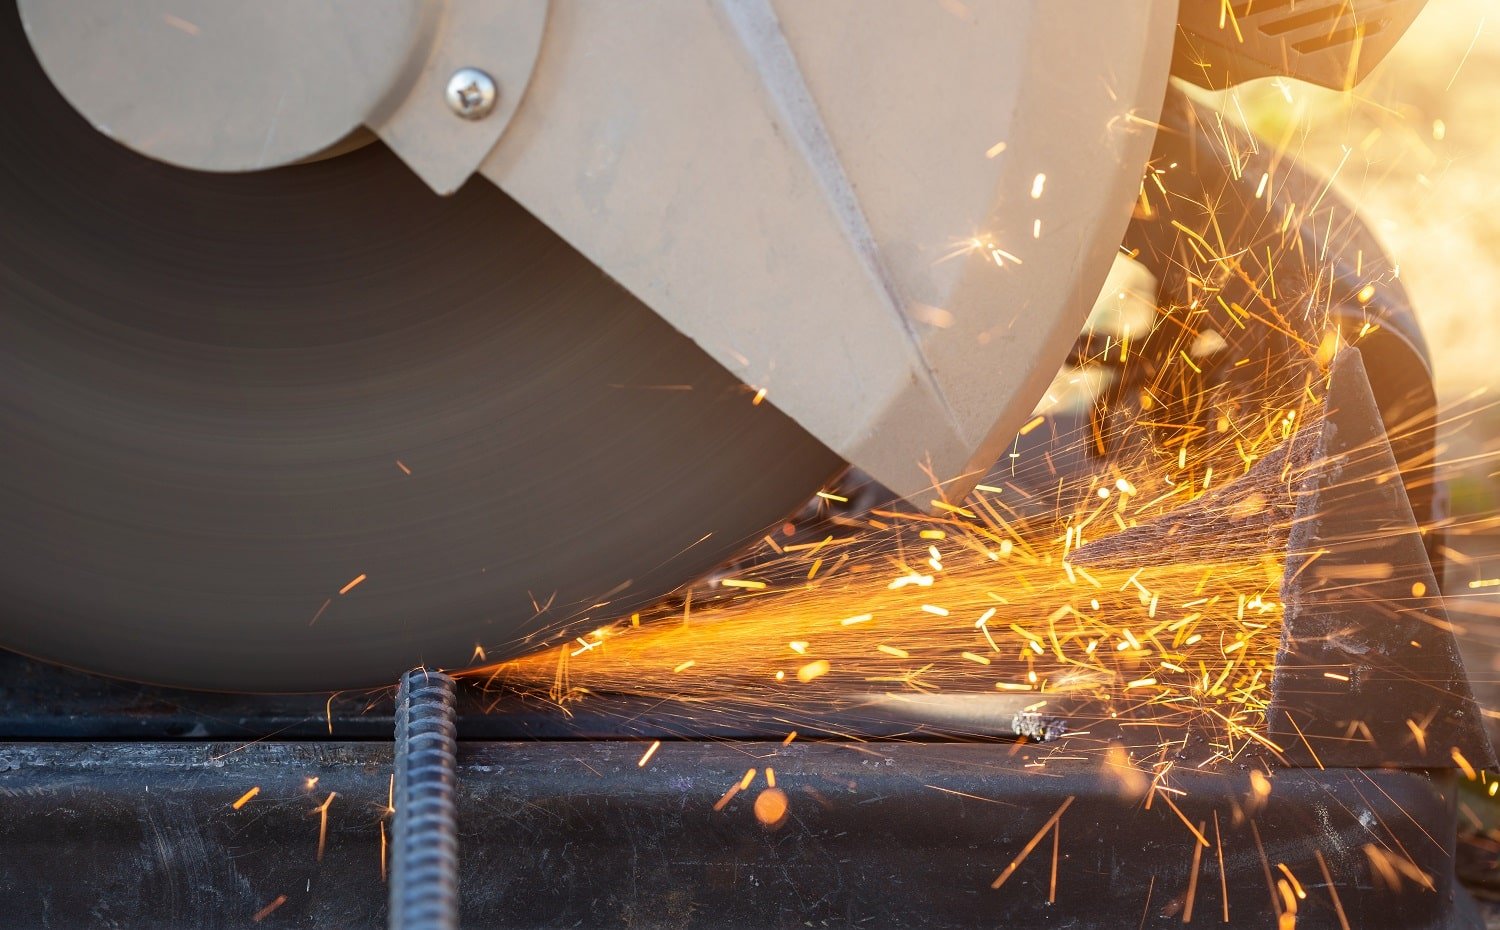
0 9 840 691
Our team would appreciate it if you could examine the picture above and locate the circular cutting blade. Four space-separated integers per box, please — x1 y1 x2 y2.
0 8 841 691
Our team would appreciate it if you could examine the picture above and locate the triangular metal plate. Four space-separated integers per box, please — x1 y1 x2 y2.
1268 348 1495 769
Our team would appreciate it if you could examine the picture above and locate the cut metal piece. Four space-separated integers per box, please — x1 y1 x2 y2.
0 10 840 692
1269 348 1495 769
1066 426 1317 570
1173 0 1429 90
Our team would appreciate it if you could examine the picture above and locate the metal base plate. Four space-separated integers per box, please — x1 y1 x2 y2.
0 739 1475 929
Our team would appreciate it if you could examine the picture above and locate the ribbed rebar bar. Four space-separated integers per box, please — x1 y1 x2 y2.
389 669 458 930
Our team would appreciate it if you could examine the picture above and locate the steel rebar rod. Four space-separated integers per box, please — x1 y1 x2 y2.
389 669 458 930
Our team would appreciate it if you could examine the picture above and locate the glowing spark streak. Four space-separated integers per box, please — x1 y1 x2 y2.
816 490 849 503
783 536 839 554
1217 0 1243 41
720 579 766 590
1010 623 1042 644
1445 15 1486 91
638 740 661 768
930 501 977 518
739 768 757 791
673 660 695 673
1405 718 1427 753
1157 791 1210 847
1277 880 1298 925
1184 819 1206 923
339 574 367 595
1452 748 1477 781
712 783 741 811
1030 173 1047 199
977 610 1001 652
1019 415 1046 436
1049 819 1060 904
232 786 260 810
985 140 1007 159
252 895 287 923
877 645 909 658
1275 863 1306 900
920 604 950 617
782 731 797 745
961 652 992 666
751 387 767 406
889 574 934 590
840 613 873 626
1214 812 1230 923
1314 850 1351 930
312 792 337 862
1138 876 1156 930
396 459 412 475
797 660 830 682
926 784 1011 804
990 796 1074 890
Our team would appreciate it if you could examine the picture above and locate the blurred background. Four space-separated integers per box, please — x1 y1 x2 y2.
1235 0 1500 514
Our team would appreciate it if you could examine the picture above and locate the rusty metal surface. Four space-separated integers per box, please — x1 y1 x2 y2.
0 740 1476 929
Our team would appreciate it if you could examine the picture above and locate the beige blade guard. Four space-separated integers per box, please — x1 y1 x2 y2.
20 0 1180 501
